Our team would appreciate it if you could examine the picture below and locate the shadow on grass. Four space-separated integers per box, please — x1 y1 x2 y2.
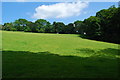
2 49 120 78
76 48 120 58
98 48 120 56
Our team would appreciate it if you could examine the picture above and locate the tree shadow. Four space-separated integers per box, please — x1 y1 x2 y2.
78 35 119 44
76 48 95 53
76 48 120 58
2 50 119 78
98 48 120 56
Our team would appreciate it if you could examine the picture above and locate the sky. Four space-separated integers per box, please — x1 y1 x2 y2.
2 0 120 2
1 1 119 24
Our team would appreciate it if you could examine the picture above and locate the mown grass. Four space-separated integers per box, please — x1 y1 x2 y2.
2 31 120 78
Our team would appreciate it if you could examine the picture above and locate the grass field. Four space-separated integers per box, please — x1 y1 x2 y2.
2 31 120 78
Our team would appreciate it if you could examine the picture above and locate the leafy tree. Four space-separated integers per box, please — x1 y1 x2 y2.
83 16 101 40
52 22 65 33
52 22 57 33
24 21 37 32
110 7 120 43
96 6 119 43
3 23 14 31
44 22 52 33
35 19 50 33
13 19 29 31
74 20 83 34
65 23 75 34
0 24 2 30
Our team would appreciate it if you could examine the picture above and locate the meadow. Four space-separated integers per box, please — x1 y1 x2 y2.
2 31 120 78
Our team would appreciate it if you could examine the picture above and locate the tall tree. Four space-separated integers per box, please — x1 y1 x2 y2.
35 19 50 33
13 19 29 31
66 23 75 34
96 6 119 43
74 20 83 34
52 22 65 33
83 16 101 40
3 23 15 31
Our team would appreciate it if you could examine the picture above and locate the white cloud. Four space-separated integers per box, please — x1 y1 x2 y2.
33 1 88 19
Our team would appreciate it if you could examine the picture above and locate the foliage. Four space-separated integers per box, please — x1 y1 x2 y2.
65 23 75 34
0 24 2 30
13 19 29 31
95 6 120 43
80 6 119 44
82 16 101 40
52 22 65 33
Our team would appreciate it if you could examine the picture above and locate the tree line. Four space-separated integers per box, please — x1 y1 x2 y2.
1 5 120 44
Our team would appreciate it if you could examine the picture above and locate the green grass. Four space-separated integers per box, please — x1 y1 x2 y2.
2 31 120 78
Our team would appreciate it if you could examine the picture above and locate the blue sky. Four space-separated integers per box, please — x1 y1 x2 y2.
2 2 118 24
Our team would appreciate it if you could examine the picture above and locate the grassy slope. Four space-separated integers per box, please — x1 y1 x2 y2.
0 31 2 78
2 31 120 78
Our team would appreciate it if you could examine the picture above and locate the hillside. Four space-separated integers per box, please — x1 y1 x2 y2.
2 31 120 78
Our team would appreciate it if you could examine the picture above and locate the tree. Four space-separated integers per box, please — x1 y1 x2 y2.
3 23 15 31
65 23 75 34
52 22 57 33
110 7 120 43
35 19 51 33
23 21 35 32
96 6 119 43
44 22 52 33
52 22 65 33
13 19 29 31
74 20 83 34
83 16 101 40
0 24 2 30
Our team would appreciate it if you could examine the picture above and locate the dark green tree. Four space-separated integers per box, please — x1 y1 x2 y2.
74 20 83 34
3 23 15 31
83 16 101 40
13 19 29 31
52 22 65 33
66 23 75 34
35 19 50 33
96 6 119 43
